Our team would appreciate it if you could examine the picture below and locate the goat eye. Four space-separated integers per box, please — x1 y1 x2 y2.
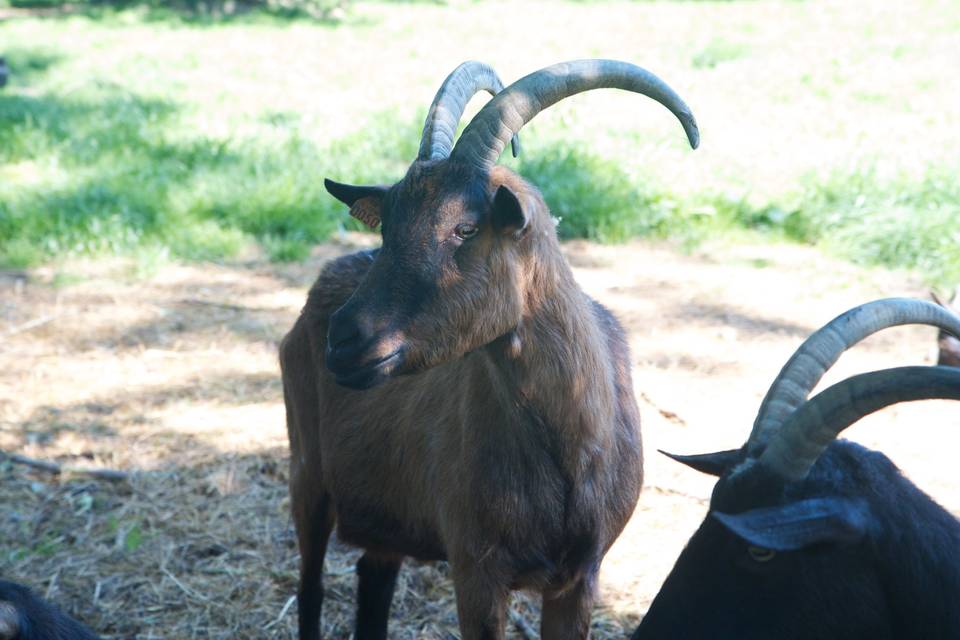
747 545 777 562
454 223 478 240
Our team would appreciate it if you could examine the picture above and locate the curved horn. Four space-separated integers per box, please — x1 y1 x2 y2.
759 366 960 481
449 59 699 171
746 298 960 454
418 61 520 162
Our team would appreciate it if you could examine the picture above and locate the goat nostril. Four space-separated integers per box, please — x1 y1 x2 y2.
328 323 361 351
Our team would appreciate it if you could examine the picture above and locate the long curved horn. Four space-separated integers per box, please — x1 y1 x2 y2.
418 61 520 162
746 298 960 454
448 59 699 172
759 366 960 481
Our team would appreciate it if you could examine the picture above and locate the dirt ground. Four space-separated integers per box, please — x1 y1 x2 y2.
1 236 957 639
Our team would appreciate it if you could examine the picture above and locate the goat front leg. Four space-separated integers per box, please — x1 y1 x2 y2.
451 563 509 640
540 570 599 640
290 486 334 640
354 551 403 640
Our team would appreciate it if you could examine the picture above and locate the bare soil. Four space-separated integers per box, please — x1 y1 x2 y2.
1 236 956 638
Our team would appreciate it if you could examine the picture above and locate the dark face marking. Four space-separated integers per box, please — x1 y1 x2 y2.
324 161 527 389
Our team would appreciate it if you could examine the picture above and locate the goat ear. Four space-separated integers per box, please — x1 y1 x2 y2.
324 178 388 229
660 448 742 477
712 497 872 552
491 185 528 236
932 289 960 312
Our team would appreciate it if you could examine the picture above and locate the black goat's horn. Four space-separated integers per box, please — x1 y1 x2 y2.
746 298 960 454
418 61 520 162
449 59 699 172
759 366 960 481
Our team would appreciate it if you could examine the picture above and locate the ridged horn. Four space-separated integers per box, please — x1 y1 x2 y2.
746 298 960 454
759 366 960 481
449 59 699 172
418 61 520 162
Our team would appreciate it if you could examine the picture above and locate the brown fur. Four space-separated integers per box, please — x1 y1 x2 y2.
281 161 642 639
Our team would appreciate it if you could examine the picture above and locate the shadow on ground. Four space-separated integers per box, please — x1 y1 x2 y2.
0 45 63 84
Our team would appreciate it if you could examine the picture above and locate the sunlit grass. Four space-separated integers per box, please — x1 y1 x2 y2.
0 0 957 285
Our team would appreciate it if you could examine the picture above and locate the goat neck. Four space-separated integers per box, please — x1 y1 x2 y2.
480 176 618 477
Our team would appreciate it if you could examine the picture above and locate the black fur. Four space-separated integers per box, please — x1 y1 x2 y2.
633 440 960 639
354 554 402 640
0 580 100 640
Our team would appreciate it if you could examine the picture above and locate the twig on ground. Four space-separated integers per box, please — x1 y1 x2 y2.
2 451 132 482
44 570 60 601
177 298 274 313
2 314 58 339
646 484 709 504
160 566 211 603
264 595 296 630
509 603 539 639
638 391 687 426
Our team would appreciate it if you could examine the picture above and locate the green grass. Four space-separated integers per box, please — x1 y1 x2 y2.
691 38 750 69
788 167 960 285
0 0 958 286
0 60 416 265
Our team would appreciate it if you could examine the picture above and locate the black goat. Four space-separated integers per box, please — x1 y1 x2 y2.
0 580 99 640
632 298 960 640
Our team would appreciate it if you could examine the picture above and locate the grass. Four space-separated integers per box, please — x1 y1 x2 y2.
0 0 958 286
0 60 416 265
792 167 960 286
691 38 750 70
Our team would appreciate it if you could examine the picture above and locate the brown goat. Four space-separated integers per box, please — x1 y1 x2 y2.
279 60 698 640
932 289 960 367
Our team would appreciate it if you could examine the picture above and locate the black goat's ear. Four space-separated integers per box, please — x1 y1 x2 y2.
712 497 872 552
660 448 742 477
491 185 528 236
324 178 388 229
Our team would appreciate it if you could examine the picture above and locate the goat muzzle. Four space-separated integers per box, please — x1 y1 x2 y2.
326 310 406 390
